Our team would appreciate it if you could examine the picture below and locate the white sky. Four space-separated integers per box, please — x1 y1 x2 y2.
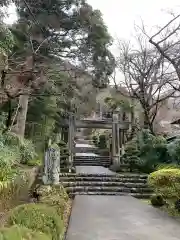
87 0 180 55
6 0 180 53
5 0 180 82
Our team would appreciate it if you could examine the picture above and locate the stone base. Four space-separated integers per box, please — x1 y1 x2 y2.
111 155 120 167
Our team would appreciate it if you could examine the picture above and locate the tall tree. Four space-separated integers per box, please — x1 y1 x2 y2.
117 36 174 134
0 0 115 137
14 0 115 86
149 13 180 90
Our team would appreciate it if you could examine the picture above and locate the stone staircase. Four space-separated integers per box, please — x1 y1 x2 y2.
59 173 152 199
73 156 111 167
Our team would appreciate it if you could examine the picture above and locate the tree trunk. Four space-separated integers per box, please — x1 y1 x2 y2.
13 56 34 138
129 106 135 140
143 111 154 134
15 94 29 137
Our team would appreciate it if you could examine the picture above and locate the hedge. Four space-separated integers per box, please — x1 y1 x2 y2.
7 203 64 240
0 225 50 240
148 168 180 200
38 185 69 217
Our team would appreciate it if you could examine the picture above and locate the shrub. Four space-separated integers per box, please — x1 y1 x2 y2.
38 185 69 217
98 134 107 149
174 199 180 212
92 135 98 146
7 203 64 240
27 158 42 166
0 169 37 211
150 194 165 207
0 146 19 181
122 139 140 172
123 130 170 173
167 138 180 164
19 139 37 164
148 168 180 200
3 132 21 147
138 131 169 172
0 225 50 240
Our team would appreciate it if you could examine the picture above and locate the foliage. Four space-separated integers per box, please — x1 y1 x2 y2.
7 203 64 240
38 185 69 217
167 138 180 164
0 170 35 211
0 21 14 53
14 0 115 87
148 168 180 200
19 138 37 164
98 134 107 149
0 225 50 240
0 125 37 168
174 199 180 212
104 96 132 113
26 158 42 166
150 194 165 207
122 129 170 173
122 139 140 172
148 167 180 214
92 135 98 146
0 129 21 180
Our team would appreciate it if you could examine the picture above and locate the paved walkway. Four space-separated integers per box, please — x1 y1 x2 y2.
67 142 180 239
66 195 180 240
76 166 115 175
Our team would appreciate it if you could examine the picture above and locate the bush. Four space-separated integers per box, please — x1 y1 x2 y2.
122 130 170 173
167 138 180 164
0 225 50 240
98 134 107 149
150 194 165 207
0 169 37 211
138 131 169 172
0 146 19 181
174 199 180 212
19 139 37 164
92 135 98 146
122 139 140 172
7 203 64 240
38 185 69 217
27 158 42 166
148 168 180 200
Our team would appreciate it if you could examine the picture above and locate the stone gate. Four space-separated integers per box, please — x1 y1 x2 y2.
65 111 130 168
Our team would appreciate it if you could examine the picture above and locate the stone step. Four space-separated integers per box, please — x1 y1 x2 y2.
74 156 111 160
65 186 152 193
62 181 149 188
68 192 151 199
74 163 110 166
59 173 148 179
74 159 111 162
59 176 147 183
74 158 111 161
73 161 111 164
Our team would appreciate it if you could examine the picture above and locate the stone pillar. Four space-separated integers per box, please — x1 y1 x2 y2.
112 112 120 167
68 113 75 172
42 149 51 185
42 145 60 185
51 147 60 184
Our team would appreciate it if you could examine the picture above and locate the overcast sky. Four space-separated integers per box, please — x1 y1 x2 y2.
7 0 180 51
6 0 180 82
